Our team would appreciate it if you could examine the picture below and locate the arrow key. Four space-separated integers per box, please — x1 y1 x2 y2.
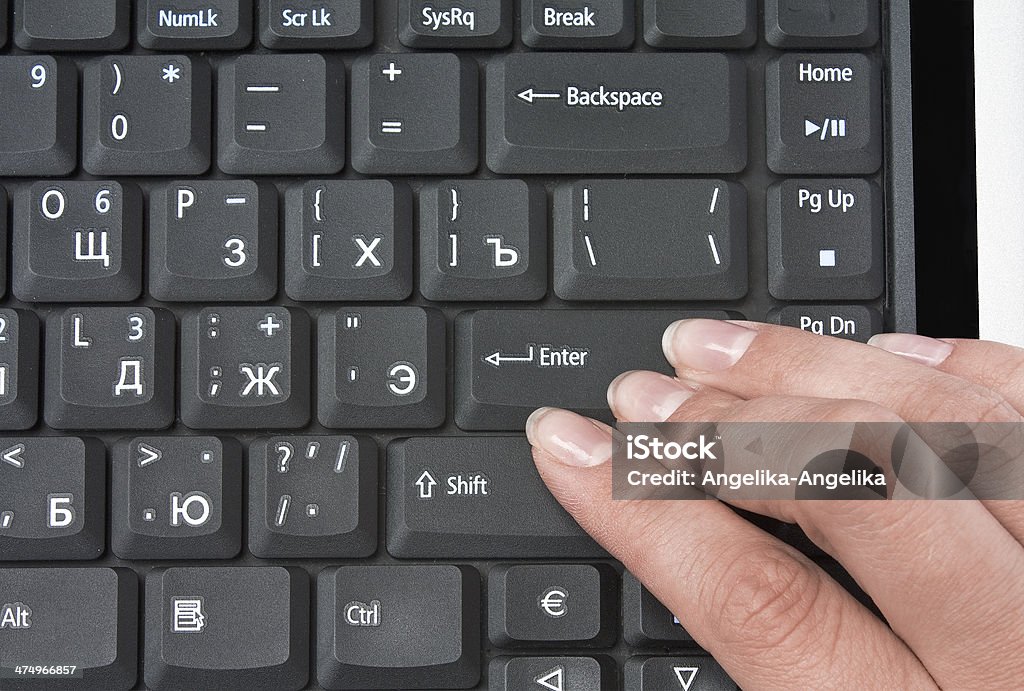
624 656 737 690
489 656 615 691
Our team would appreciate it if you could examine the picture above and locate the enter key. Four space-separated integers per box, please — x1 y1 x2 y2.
455 309 729 430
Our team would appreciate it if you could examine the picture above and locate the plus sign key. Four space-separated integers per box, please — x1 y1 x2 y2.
181 307 311 429
352 54 478 175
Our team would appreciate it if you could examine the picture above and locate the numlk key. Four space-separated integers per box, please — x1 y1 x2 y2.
138 0 251 50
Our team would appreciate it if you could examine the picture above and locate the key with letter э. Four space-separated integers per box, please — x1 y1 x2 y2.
455 310 729 430
487 53 746 174
387 436 605 558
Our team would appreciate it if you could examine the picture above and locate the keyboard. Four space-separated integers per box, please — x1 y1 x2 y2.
0 0 914 689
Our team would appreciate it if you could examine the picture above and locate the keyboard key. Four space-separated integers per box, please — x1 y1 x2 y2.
0 55 76 176
643 0 756 48
522 0 634 48
386 436 604 558
553 180 746 300
489 656 614 691
624 655 738 690
260 0 372 49
454 309 728 430
420 180 547 301
317 307 445 429
44 308 175 430
0 437 105 560
399 0 512 48
249 435 377 558
218 54 345 174
0 1 7 48
83 56 212 175
352 53 478 175
111 436 242 559
149 180 278 301
622 571 695 646
488 564 617 646
769 305 883 342
138 0 252 50
487 53 746 174
767 178 883 300
317 565 480 689
767 53 882 174
14 0 130 51
284 180 413 301
181 307 311 429
12 181 143 302
766 0 879 48
0 188 6 296
145 566 309 690
0 309 39 431
0 568 137 689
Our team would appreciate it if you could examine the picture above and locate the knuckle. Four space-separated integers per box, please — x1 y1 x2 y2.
701 544 827 653
893 379 1021 423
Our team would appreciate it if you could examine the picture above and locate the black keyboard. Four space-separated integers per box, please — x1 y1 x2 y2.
0 0 914 689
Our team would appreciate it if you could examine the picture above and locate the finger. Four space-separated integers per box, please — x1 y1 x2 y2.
526 407 936 691
607 371 1024 689
868 334 1024 542
661 320 1023 424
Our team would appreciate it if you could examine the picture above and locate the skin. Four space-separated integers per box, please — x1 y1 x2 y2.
525 320 1024 690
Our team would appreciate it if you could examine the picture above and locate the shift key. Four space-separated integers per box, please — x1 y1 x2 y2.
486 53 746 174
455 310 729 430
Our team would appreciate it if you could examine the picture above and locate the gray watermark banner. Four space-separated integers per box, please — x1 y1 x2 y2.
612 422 1024 501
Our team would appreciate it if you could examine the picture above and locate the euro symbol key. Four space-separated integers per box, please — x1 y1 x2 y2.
538 587 568 618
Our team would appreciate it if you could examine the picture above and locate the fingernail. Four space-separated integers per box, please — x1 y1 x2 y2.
868 333 954 367
662 319 757 372
607 371 696 422
526 407 612 467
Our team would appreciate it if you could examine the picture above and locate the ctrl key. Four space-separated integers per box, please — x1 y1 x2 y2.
0 567 138 690
144 567 309 690
317 565 481 689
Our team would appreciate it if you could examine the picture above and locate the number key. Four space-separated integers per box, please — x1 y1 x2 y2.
13 181 143 302
44 308 175 430
150 181 278 301
0 56 76 176
0 309 40 431
83 55 212 175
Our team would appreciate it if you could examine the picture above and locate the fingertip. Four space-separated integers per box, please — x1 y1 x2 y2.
525 407 612 468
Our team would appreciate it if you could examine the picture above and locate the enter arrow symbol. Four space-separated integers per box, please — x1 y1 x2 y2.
483 346 536 368
1 444 25 469
415 470 438 499
517 87 562 104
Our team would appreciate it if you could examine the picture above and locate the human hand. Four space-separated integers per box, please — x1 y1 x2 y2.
526 321 1024 690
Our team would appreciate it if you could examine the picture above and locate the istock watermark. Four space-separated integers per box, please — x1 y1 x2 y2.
611 422 1024 501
